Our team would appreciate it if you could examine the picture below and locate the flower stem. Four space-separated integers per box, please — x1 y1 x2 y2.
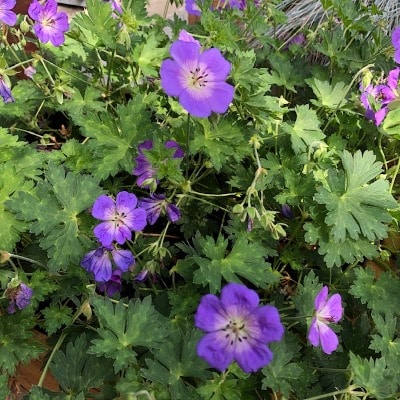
389 154 400 193
8 253 46 269
185 113 191 180
37 304 85 387
303 386 365 400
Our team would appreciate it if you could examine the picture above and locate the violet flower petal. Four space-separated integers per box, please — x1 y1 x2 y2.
116 191 138 213
0 0 17 26
160 59 183 96
122 208 147 232
392 27 400 49
113 223 133 245
196 331 235 372
220 282 260 310
165 140 184 158
81 247 113 282
253 305 285 343
179 90 212 117
319 322 339 355
199 48 231 81
195 293 229 331
234 339 273 373
395 49 400 64
178 30 201 47
0 78 15 103
322 293 344 321
111 248 135 272
92 195 116 220
314 286 328 310
15 283 33 310
98 269 122 296
0 10 17 26
166 204 181 223
307 318 320 347
93 221 118 247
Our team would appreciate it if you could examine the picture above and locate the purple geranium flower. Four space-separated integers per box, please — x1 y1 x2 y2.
185 0 201 16
195 282 284 373
185 0 246 16
0 76 14 103
160 36 235 118
0 0 17 26
360 68 399 126
133 140 158 189
92 191 147 247
132 140 184 190
7 282 33 314
138 193 181 225
24 66 36 79
392 27 400 64
307 286 343 354
134 269 150 282
287 33 306 47
81 245 135 282
28 0 69 47
281 204 294 219
102 0 122 15
98 269 122 296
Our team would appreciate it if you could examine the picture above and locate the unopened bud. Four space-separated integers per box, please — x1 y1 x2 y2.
0 251 10 263
232 204 244 214
81 300 92 320
20 19 30 34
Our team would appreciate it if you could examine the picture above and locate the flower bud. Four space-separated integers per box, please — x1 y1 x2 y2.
0 251 10 263
81 300 92 320
20 19 30 34
232 204 244 214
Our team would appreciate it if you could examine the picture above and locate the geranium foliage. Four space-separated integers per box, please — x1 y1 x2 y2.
0 0 399 399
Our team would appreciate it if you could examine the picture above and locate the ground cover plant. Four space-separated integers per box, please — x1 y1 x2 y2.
0 0 400 398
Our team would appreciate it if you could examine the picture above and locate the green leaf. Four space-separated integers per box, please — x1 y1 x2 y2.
0 80 41 120
196 372 241 400
26 387 52 400
350 353 397 399
89 296 168 372
261 334 308 398
282 105 325 154
0 374 10 399
304 222 379 267
315 152 396 241
0 127 24 161
141 329 210 399
42 304 73 335
268 53 303 93
369 312 400 373
58 86 105 116
7 163 103 272
349 268 400 314
132 32 168 77
306 78 348 109
0 312 43 375
29 270 61 303
191 234 280 293
72 98 153 179
72 0 118 48
0 162 32 251
190 117 251 171
274 169 315 206
50 334 114 395
381 106 400 138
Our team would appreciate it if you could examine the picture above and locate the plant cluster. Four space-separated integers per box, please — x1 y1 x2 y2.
0 0 399 399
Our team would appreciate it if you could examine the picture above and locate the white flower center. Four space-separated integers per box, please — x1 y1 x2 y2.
187 66 209 89
222 318 249 345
